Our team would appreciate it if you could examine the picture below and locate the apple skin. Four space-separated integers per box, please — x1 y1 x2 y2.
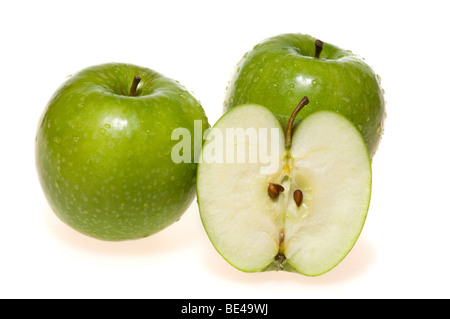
36 63 209 241
224 33 385 158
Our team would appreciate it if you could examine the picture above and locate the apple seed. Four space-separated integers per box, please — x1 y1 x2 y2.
293 189 303 207
268 183 284 199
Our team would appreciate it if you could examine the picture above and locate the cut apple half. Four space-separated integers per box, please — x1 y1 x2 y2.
197 98 372 276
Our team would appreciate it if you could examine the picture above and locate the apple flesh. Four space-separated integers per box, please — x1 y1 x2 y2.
224 33 385 158
197 100 371 276
36 63 209 241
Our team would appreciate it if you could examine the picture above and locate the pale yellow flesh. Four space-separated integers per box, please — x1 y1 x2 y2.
197 105 371 276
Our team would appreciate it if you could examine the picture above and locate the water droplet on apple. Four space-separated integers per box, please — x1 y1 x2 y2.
73 136 79 143
104 124 111 129
77 97 85 108
53 137 61 144
377 123 383 134
99 128 106 134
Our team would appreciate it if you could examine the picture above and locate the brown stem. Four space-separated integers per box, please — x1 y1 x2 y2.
129 75 141 96
285 96 309 148
315 39 324 58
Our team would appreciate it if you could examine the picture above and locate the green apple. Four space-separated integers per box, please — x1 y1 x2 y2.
36 63 209 241
224 33 385 158
197 97 371 276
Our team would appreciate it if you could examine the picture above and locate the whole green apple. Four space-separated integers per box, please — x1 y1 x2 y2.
36 63 209 241
224 33 385 158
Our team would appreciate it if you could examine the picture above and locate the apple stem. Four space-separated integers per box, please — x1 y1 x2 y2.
129 75 141 96
314 39 324 58
285 96 309 149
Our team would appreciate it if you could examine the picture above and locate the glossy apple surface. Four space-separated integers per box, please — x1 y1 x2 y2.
36 63 209 241
224 33 385 158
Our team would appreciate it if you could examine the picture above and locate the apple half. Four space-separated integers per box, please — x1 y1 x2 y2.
197 98 372 276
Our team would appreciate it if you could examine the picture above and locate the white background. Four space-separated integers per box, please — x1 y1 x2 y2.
1 0 449 299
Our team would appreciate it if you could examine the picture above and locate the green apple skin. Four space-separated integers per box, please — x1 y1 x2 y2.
36 63 209 241
224 33 385 158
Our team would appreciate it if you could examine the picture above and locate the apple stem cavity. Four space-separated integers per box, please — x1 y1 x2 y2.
268 183 284 199
314 39 324 58
285 96 309 149
129 75 142 96
117 85 126 95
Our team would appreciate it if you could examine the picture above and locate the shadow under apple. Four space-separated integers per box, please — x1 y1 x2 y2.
202 236 376 285
41 201 201 258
